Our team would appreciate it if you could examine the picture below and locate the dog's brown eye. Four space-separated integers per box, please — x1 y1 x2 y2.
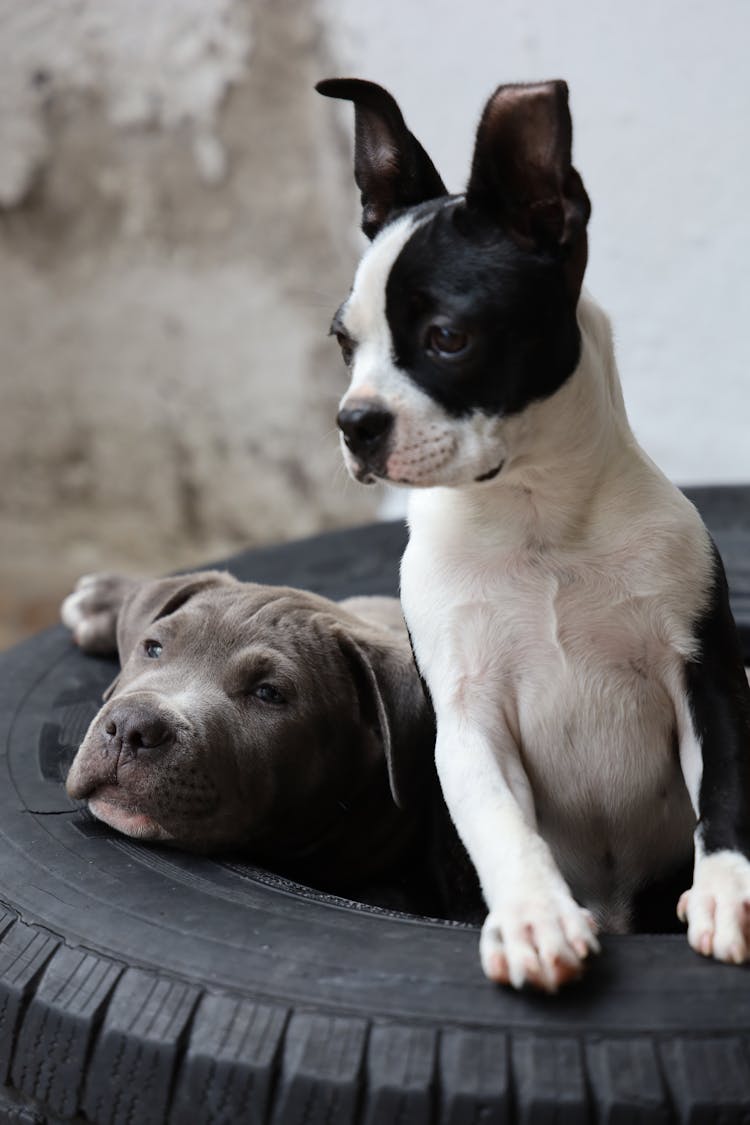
426 325 468 357
335 331 355 366
253 683 286 705
144 640 162 659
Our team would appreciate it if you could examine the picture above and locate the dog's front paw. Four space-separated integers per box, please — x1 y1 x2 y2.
678 850 750 964
60 573 136 654
479 891 599 993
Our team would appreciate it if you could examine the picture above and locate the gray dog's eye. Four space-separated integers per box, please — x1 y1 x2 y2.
144 640 163 659
253 683 286 705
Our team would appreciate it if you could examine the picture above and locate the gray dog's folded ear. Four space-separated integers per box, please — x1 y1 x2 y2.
116 571 238 665
336 629 436 810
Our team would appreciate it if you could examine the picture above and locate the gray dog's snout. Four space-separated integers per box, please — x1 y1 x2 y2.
104 703 174 757
337 400 394 462
66 699 179 801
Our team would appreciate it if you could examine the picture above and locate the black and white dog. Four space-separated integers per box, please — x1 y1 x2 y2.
317 77 750 991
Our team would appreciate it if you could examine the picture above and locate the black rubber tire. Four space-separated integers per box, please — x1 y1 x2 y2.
1 489 750 1124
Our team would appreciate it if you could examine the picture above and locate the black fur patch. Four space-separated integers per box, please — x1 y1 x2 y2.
384 202 581 419
685 539 750 857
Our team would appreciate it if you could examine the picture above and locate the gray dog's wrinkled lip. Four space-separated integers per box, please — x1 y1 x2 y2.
88 788 172 841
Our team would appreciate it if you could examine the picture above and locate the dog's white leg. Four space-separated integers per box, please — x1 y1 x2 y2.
668 548 750 964
435 712 599 991
677 847 750 963
673 705 750 963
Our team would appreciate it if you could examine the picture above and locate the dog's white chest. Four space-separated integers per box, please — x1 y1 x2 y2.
401 505 697 922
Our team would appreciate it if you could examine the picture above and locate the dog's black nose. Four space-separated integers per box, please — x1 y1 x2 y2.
337 401 394 461
104 704 173 757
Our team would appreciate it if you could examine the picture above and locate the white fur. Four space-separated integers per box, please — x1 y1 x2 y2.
677 850 750 962
394 292 728 988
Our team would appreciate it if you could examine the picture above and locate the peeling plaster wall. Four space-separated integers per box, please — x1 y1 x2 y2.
0 0 251 203
0 0 372 647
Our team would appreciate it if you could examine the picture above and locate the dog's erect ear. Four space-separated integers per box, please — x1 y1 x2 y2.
336 629 436 810
316 78 446 240
466 81 590 294
116 571 237 665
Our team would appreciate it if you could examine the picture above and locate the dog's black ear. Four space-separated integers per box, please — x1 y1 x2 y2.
116 571 237 665
336 629 436 810
316 78 446 240
466 81 590 293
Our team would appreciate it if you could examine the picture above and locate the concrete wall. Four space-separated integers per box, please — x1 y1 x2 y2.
0 0 374 647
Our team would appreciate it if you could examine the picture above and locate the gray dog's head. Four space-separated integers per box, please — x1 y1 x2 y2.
66 572 434 877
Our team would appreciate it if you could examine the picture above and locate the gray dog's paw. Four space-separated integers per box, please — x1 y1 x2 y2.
60 573 138 654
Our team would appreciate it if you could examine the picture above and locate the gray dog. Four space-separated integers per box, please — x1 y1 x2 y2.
61 570 438 895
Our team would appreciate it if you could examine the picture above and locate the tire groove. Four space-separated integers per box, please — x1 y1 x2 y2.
1 922 60 1090
71 958 123 1122
160 985 200 1125
8 942 122 1118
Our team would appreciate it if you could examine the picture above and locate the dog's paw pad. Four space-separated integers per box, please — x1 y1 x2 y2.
680 851 750 964
60 573 133 653
480 895 598 992
71 612 119 654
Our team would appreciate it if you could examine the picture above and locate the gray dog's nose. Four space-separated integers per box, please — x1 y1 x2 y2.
104 703 173 757
337 401 394 462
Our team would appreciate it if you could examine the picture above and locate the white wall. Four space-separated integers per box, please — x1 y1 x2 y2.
324 0 750 483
